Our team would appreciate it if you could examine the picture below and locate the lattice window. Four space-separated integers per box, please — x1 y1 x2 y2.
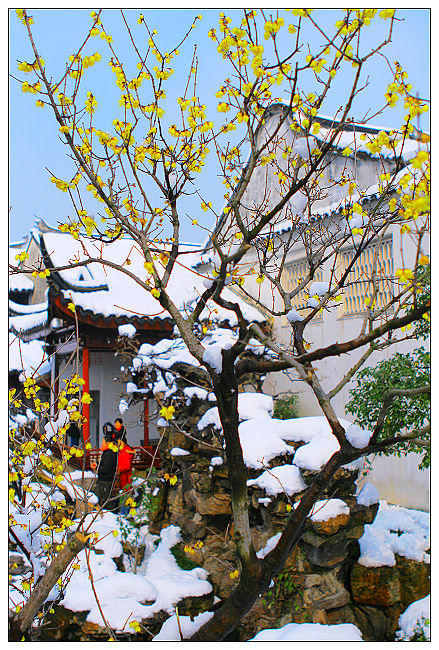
339 238 393 316
282 259 324 311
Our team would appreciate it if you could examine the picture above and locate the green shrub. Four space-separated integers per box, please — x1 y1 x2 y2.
273 394 299 420
346 348 430 468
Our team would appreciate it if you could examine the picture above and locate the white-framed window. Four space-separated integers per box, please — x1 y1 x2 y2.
338 238 393 317
280 258 324 326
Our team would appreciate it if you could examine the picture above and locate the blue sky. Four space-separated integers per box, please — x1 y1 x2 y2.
9 8 430 243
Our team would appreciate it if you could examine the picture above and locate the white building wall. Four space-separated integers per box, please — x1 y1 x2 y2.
223 146 430 509
58 351 145 448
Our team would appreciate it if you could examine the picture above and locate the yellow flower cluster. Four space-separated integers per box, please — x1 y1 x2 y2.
18 58 44 72
23 377 41 400
264 17 284 40
379 9 395 20
129 620 141 633
85 91 98 114
32 268 50 278
395 268 414 284
306 54 327 74
164 473 178 486
16 9 34 25
82 52 101 69
22 81 41 94
160 405 175 421
184 540 203 554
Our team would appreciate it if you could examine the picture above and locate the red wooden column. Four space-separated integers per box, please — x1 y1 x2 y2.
143 399 149 447
82 346 90 444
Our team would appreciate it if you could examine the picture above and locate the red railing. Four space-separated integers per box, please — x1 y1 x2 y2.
50 444 161 471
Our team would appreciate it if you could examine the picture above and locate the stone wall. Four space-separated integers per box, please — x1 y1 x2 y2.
150 390 430 641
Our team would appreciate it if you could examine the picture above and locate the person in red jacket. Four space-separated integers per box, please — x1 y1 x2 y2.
116 421 134 490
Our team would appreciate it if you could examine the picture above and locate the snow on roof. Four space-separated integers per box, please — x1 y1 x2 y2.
208 104 427 244
9 308 49 337
9 246 35 292
313 121 426 162
9 332 50 378
9 273 34 293
9 299 48 315
262 159 427 238
41 231 265 325
264 105 426 161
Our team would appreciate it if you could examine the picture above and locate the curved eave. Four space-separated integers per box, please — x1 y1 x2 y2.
206 102 421 248
50 288 174 333
9 323 51 342
39 234 109 293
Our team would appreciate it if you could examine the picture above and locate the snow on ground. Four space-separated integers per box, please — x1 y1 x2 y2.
248 622 363 641
152 611 214 641
60 522 212 632
396 595 430 641
358 501 430 567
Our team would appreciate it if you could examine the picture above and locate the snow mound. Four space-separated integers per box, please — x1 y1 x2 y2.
60 524 212 632
170 448 190 457
309 498 349 522
286 308 303 323
247 465 306 496
358 501 430 567
198 414 361 472
153 611 214 641
248 622 363 641
356 482 380 507
198 392 274 431
346 423 372 449
396 595 430 641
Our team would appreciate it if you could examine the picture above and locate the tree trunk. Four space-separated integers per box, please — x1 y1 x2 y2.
9 532 87 640
189 450 346 641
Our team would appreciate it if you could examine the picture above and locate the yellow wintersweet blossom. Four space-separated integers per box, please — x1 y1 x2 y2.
379 9 395 20
164 473 178 485
160 405 175 421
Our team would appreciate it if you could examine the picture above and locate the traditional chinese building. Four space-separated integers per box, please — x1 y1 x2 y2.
9 220 265 468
